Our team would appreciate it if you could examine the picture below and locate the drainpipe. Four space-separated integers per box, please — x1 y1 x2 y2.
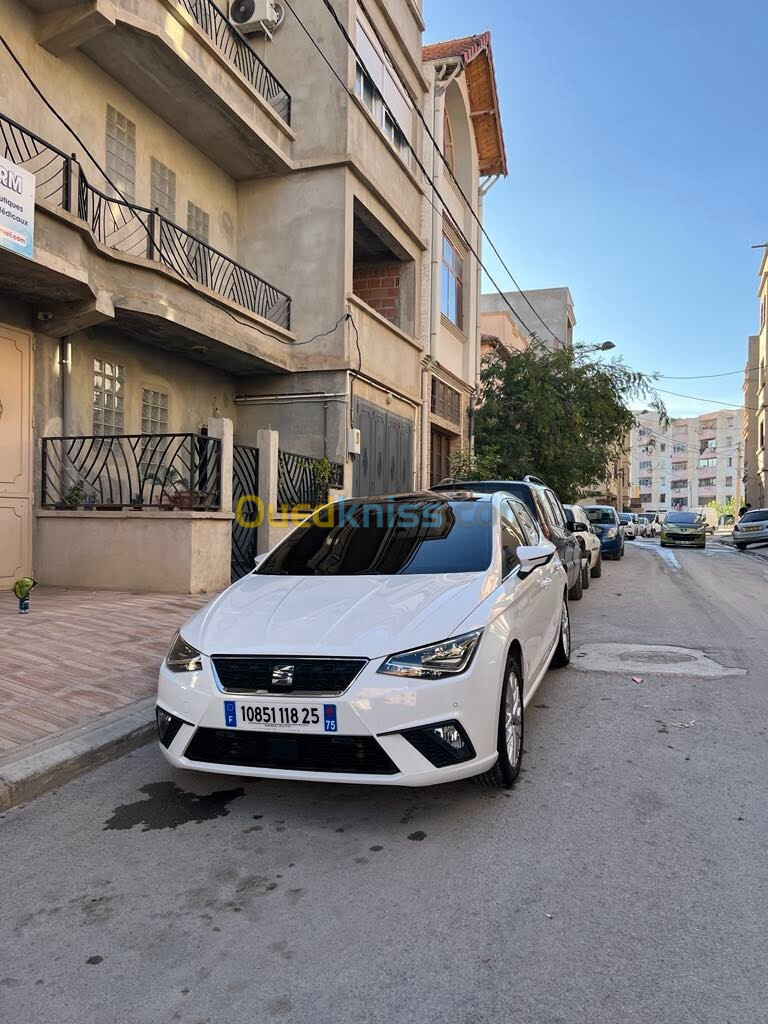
423 61 462 486
470 175 500 454
59 338 72 436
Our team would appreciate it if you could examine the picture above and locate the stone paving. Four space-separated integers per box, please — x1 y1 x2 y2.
0 587 213 759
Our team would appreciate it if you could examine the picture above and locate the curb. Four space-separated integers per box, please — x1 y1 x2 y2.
0 698 156 812
713 536 768 562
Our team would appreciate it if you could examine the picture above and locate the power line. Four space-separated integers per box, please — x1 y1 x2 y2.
0 32 357 352
292 0 546 344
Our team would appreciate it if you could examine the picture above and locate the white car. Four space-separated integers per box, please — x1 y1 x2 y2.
564 504 602 583
619 513 637 539
157 491 571 789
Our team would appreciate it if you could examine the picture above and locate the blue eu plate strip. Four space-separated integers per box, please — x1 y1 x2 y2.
323 705 338 732
224 701 237 728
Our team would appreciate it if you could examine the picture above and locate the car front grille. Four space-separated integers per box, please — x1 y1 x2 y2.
184 728 398 775
212 656 367 696
666 532 702 542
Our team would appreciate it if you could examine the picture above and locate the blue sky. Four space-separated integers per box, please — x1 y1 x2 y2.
424 0 768 417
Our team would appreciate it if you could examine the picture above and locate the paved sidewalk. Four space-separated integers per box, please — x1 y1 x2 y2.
0 587 212 759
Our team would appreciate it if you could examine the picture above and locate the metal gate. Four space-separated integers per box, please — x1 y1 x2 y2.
231 443 259 582
353 399 414 497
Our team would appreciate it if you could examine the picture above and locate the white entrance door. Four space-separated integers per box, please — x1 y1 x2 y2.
0 323 33 588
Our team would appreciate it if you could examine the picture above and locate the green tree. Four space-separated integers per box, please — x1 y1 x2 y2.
474 342 667 502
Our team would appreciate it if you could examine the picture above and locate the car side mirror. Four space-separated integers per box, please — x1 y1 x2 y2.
571 521 587 533
518 541 556 578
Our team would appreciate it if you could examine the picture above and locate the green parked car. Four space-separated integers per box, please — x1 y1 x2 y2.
660 511 707 548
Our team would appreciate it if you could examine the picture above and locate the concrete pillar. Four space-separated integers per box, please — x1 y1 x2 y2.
256 428 279 554
207 416 233 513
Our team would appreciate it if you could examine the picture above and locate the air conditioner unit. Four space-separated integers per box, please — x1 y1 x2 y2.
229 0 283 33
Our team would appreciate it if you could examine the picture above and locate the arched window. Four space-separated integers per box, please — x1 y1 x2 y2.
443 109 455 173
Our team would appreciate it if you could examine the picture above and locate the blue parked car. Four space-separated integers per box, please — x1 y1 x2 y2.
582 505 624 561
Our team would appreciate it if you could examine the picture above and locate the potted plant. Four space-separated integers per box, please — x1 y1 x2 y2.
312 457 335 506
82 490 97 510
129 492 144 511
63 479 86 508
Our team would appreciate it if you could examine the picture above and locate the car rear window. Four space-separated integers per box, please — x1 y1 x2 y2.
619 514 633 523
739 510 768 524
584 507 616 524
259 500 493 576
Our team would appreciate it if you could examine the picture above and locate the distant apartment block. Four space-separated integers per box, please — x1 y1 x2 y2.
481 287 575 351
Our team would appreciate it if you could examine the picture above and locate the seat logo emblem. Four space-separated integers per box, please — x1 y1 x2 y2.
271 664 295 688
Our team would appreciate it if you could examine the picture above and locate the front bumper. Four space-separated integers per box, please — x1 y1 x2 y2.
156 648 503 787
597 532 622 555
661 531 706 546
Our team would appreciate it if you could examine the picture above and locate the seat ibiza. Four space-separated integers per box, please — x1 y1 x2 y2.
157 491 570 788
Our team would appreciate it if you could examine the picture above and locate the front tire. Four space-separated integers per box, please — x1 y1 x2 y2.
736 543 746 551
475 656 524 788
568 564 583 601
591 551 603 578
581 559 591 590
551 598 571 668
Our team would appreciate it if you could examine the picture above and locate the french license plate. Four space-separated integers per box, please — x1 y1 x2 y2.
224 701 337 733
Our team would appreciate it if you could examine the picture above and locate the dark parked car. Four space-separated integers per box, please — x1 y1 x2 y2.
432 476 584 600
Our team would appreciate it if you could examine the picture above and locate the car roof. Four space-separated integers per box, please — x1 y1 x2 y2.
340 490 495 504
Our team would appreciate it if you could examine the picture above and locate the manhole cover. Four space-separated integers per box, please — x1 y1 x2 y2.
616 650 697 665
569 643 745 678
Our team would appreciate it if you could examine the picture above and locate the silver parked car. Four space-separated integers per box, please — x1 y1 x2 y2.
733 509 768 550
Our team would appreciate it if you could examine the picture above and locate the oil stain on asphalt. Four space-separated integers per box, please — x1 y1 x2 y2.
103 781 244 832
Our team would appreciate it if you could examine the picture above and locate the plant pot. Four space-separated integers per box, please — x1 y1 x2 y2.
96 504 122 512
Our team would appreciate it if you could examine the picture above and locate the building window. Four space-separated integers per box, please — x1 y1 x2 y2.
106 105 135 202
141 389 169 434
673 443 687 453
727 457 733 467
639 460 652 471
672 461 687 471
725 476 733 488
698 457 717 468
699 477 716 488
671 480 688 491
659 492 666 503
660 443 666 452
354 14 412 165
431 378 461 425
638 477 652 488
187 202 209 243
150 159 176 221
441 233 464 330
430 428 453 486
443 110 455 173
639 493 652 503
93 359 125 435
638 427 651 437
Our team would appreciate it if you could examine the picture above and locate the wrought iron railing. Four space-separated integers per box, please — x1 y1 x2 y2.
178 0 291 124
77 173 291 328
41 433 222 511
0 113 71 209
278 451 344 508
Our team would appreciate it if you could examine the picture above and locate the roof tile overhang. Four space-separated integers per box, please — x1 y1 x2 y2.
423 32 508 177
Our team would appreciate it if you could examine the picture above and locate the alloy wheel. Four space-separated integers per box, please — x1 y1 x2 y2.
561 602 570 658
504 669 523 767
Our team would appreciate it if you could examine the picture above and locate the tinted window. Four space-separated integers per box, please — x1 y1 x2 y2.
500 503 527 578
531 488 553 527
619 514 633 523
666 512 702 525
513 501 539 545
544 490 567 527
433 481 539 521
740 510 768 524
259 500 492 576
585 507 617 525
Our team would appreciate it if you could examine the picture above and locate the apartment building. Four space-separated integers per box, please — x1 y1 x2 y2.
481 287 576 351
629 409 744 513
0 0 505 591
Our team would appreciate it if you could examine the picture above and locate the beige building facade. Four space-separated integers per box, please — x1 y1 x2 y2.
0 1 504 590
745 249 768 508
629 409 744 513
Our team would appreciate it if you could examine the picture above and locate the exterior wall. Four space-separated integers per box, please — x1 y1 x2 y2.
353 262 403 325
743 335 761 507
481 288 575 351
481 312 528 356
630 409 744 512
755 253 768 505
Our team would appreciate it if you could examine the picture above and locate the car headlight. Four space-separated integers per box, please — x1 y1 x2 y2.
166 630 203 673
604 527 618 539
378 629 483 680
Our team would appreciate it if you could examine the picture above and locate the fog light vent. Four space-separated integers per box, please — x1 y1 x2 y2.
400 720 475 768
156 707 185 749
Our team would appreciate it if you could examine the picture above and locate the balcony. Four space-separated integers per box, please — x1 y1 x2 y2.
0 113 292 364
20 0 294 178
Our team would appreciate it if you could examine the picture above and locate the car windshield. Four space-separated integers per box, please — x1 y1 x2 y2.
258 499 493 576
739 510 768 524
619 514 633 523
585 508 615 524
666 512 701 525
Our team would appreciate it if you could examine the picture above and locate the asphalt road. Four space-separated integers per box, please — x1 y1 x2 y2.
2 540 767 1024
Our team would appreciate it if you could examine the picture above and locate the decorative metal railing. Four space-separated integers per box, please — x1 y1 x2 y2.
41 433 222 511
277 450 344 508
178 0 291 124
77 173 291 328
0 113 71 209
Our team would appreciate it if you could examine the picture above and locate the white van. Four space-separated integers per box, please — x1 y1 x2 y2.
691 506 718 534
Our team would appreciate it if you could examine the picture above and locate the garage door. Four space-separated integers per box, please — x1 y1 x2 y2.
353 399 414 497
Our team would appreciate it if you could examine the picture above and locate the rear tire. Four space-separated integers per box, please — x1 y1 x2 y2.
736 543 746 551
551 598 571 668
568 565 583 601
581 559 591 590
590 551 603 578
475 656 523 789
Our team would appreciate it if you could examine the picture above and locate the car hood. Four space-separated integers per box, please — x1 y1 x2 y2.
181 572 492 659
